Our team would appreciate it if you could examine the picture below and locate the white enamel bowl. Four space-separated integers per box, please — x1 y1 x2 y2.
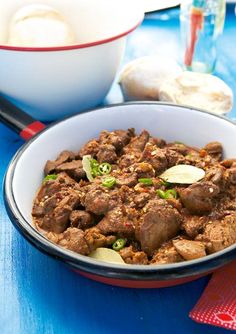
4 102 236 288
0 0 144 121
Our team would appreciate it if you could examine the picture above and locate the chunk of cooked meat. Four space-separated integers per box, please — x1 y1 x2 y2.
58 228 90 254
32 172 80 217
36 189 80 233
123 130 149 153
224 197 236 211
84 227 116 252
225 166 236 185
84 187 111 215
55 160 85 180
138 199 181 256
33 193 58 217
118 152 141 168
151 242 183 264
116 172 138 187
204 141 223 161
97 144 118 163
181 214 208 238
44 150 75 175
141 143 168 173
179 181 220 215
163 148 184 167
99 129 134 150
79 139 100 157
96 206 136 237
196 214 236 253
119 246 148 264
33 179 61 203
131 162 155 178
149 137 166 148
167 142 189 155
132 192 151 209
173 239 206 260
70 210 94 229
204 166 225 188
220 159 236 168
56 172 79 187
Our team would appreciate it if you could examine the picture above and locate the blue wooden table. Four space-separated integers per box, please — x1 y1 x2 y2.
1 4 235 334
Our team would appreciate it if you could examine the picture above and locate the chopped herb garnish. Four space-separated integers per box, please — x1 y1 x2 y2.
43 174 57 182
102 176 116 188
112 238 126 251
138 178 153 185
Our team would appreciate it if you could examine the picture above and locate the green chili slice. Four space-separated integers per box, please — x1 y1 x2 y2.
156 189 166 199
90 158 99 168
90 158 100 177
91 169 99 177
138 178 153 185
43 174 57 182
90 160 112 177
165 189 178 199
112 238 126 251
102 176 116 188
98 162 112 175
156 189 177 199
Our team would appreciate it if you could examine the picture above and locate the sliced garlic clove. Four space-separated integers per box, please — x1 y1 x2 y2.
89 247 125 264
159 165 205 184
82 155 94 182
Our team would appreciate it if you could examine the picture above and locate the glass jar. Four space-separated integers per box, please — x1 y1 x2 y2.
180 0 226 73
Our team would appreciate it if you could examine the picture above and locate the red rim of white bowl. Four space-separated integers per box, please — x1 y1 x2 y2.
0 18 143 52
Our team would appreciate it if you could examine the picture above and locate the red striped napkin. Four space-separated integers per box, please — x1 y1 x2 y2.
190 260 236 330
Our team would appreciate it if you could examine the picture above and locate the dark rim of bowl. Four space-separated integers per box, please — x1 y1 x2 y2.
0 18 143 52
4 102 236 279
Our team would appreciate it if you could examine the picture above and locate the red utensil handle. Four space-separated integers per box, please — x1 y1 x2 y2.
0 95 46 140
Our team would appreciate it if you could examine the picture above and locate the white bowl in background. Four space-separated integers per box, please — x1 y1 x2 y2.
0 0 144 121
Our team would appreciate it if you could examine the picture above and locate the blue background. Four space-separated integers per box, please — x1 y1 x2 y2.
1 4 235 334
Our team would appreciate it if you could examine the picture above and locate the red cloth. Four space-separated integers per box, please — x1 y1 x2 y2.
190 261 236 330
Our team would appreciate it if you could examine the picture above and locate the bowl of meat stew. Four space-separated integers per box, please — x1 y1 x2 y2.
4 102 236 288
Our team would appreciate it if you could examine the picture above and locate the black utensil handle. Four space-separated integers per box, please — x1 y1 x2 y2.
0 95 46 140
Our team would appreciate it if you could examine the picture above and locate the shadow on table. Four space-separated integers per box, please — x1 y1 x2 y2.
12 231 227 334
